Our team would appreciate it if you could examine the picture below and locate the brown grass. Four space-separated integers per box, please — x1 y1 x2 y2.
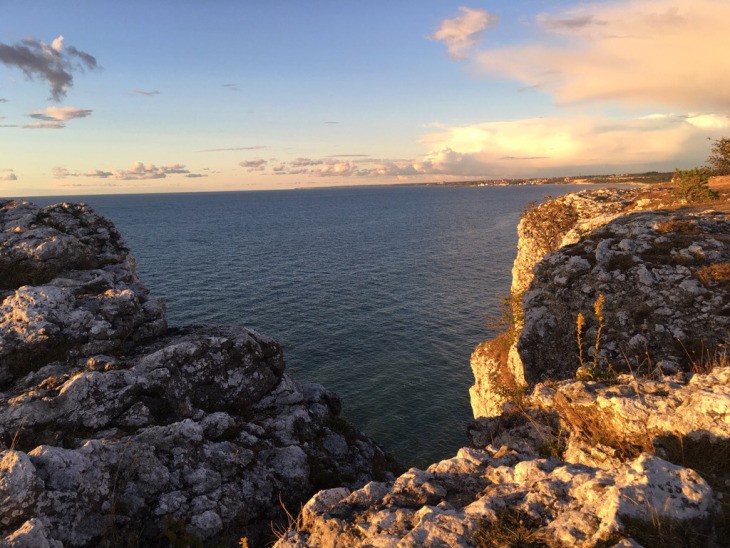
695 262 730 288
654 219 702 234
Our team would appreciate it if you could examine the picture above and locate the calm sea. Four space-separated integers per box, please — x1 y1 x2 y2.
29 184 601 466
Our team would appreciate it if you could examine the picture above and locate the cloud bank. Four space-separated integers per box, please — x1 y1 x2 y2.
0 35 98 101
53 162 206 181
471 0 730 111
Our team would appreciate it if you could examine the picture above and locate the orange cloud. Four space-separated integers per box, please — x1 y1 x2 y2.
472 0 730 110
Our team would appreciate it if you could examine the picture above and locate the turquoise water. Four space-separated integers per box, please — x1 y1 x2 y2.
30 184 593 466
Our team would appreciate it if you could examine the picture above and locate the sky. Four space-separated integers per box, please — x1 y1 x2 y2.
1 0 729 196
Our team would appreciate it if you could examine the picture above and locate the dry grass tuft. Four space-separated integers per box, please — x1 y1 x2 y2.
475 509 548 547
695 262 730 288
654 219 702 234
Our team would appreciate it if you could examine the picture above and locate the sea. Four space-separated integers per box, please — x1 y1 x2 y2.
28 183 605 467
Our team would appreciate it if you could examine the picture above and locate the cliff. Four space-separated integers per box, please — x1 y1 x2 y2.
0 201 395 547
277 186 729 547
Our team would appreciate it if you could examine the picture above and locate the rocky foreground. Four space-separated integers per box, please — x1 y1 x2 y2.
279 187 729 547
0 201 395 547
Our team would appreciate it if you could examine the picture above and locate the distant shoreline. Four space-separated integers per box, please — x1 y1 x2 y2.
7 172 668 201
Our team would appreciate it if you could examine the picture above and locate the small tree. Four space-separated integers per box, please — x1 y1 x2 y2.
671 168 718 203
707 137 730 175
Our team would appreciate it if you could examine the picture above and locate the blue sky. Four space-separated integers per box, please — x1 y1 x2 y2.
1 0 729 195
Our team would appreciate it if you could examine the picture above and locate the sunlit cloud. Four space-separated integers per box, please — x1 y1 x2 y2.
29 106 92 121
414 114 715 176
0 35 98 101
0 169 17 181
471 0 730 111
685 114 730 129
430 7 498 60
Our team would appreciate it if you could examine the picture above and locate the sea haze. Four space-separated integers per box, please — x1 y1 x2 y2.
31 184 601 466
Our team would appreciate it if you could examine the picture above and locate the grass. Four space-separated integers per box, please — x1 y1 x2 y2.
474 509 548 547
654 219 702 235
695 262 730 288
270 493 305 545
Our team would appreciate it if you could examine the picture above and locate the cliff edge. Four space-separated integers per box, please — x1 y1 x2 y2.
0 201 396 547
278 185 729 547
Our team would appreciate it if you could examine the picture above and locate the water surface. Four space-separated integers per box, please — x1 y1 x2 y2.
30 184 598 466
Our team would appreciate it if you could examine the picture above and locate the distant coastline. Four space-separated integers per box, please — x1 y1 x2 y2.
420 170 673 188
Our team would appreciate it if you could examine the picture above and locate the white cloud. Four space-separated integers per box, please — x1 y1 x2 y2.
472 0 730 111
0 169 17 181
431 7 498 60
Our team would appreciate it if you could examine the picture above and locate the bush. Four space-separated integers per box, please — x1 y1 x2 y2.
671 168 718 203
707 137 730 175
520 197 579 256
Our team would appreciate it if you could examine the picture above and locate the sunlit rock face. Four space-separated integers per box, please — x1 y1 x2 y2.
0 200 395 547
470 188 641 419
470 188 729 418
278 368 729 547
519 209 729 385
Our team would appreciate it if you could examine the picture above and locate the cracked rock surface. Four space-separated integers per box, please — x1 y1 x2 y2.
0 201 395 547
279 367 729 547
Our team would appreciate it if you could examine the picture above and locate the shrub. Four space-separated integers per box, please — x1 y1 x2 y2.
670 168 718 204
707 137 730 175
520 197 579 256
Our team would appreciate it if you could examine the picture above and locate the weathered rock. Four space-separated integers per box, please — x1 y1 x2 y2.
0 201 166 386
276 447 720 547
519 210 729 384
470 188 641 418
0 201 395 547
470 187 729 418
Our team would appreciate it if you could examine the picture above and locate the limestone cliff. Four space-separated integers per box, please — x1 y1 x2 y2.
470 187 729 417
0 201 395 547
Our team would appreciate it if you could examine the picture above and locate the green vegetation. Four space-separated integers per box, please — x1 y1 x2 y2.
707 137 730 175
671 168 719 204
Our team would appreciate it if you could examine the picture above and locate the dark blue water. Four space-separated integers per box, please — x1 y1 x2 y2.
29 184 594 466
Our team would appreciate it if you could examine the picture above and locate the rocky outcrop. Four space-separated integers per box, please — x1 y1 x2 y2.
470 187 729 418
519 209 729 384
277 367 729 547
0 201 395 547
470 188 641 418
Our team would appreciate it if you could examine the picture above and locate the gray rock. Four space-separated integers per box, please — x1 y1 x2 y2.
0 200 396 547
